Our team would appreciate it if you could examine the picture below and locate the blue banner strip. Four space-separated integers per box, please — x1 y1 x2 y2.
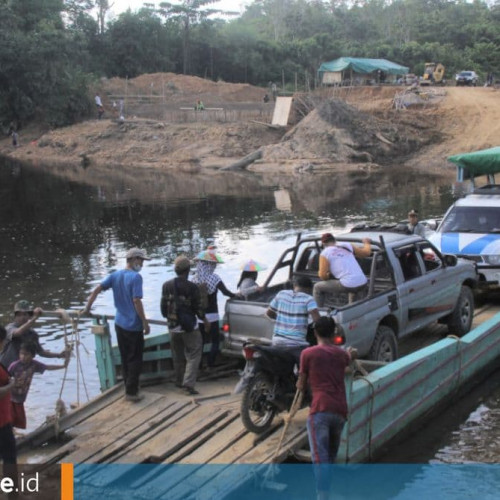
73 463 500 500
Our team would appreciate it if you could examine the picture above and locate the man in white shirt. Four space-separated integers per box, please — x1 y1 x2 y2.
313 233 371 307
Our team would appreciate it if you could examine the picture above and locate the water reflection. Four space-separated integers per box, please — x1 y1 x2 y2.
0 157 457 433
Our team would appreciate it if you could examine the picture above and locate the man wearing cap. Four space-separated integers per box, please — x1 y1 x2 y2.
313 233 371 307
84 248 151 402
407 210 426 237
161 255 209 395
0 301 67 369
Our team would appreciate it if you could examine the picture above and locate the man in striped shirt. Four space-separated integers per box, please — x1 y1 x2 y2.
266 277 320 359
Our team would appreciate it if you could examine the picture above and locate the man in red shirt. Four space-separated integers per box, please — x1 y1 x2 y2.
0 324 17 489
297 316 356 500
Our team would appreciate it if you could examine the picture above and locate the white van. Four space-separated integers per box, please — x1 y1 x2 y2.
429 185 500 287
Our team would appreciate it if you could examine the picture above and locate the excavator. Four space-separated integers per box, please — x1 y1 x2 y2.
420 62 445 85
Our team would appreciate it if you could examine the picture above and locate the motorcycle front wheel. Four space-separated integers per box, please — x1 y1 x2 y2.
240 373 276 434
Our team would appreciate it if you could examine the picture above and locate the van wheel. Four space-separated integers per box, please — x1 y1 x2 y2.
447 286 474 337
369 325 398 362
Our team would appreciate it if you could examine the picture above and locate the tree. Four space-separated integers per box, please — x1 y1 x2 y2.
107 10 176 77
158 1 222 74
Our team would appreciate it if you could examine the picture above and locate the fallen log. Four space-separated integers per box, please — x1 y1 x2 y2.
220 149 262 171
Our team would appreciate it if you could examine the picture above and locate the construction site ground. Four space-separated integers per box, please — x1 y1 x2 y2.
1 72 499 178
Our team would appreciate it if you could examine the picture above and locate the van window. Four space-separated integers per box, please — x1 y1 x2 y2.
440 206 500 233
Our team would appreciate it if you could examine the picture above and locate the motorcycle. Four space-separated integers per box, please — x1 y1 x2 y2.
234 342 307 434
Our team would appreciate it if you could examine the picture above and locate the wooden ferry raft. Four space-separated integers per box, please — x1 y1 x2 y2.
15 301 500 499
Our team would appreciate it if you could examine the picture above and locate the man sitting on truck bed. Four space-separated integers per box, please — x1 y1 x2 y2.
313 233 371 307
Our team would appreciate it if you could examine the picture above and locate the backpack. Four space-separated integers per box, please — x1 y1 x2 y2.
197 282 209 312
166 279 197 332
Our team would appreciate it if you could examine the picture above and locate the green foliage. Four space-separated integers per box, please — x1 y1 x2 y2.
1 0 500 130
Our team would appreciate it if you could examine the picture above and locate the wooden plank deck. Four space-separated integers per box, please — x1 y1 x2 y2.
26 301 500 482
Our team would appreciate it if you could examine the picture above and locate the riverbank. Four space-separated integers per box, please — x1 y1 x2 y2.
1 77 498 175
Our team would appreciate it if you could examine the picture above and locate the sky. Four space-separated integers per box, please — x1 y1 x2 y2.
110 0 251 18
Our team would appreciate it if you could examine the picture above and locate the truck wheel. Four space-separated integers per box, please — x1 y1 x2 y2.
447 286 474 337
241 373 276 434
369 325 398 362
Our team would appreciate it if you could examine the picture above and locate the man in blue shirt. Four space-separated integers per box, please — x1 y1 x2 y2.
84 248 150 402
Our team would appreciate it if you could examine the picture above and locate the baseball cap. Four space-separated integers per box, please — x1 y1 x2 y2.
321 233 335 244
125 248 151 260
174 255 191 273
14 300 33 313
408 210 418 217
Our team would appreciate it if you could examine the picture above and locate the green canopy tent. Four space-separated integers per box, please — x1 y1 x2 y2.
448 146 500 184
318 57 409 84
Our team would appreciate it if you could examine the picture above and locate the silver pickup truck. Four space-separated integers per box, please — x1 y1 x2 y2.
222 231 478 362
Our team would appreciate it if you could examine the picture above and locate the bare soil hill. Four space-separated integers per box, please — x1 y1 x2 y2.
103 72 267 106
1 73 498 176
413 86 500 170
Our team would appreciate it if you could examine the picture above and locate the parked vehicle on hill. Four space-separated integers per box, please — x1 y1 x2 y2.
421 62 445 85
455 71 479 86
223 232 478 363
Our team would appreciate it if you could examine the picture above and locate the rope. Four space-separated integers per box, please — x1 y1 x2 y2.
345 359 369 463
51 309 91 437
262 389 304 485
272 389 303 462
347 367 376 463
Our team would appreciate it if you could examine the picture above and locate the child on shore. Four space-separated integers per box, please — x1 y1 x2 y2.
8 341 69 429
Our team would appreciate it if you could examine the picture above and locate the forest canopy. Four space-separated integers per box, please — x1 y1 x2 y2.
1 0 499 128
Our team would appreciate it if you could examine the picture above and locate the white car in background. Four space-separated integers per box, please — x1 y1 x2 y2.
428 185 500 288
455 71 479 86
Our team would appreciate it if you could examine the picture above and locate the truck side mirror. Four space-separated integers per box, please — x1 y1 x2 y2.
425 219 438 231
443 254 457 267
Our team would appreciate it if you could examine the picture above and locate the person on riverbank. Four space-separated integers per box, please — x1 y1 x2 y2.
8 342 69 429
161 255 209 395
84 248 151 402
266 276 320 363
95 93 104 119
313 233 371 307
297 316 356 500
0 300 67 370
407 209 426 237
0 325 17 486
194 246 239 369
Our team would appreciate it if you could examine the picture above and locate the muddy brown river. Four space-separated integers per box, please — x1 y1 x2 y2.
0 156 498 464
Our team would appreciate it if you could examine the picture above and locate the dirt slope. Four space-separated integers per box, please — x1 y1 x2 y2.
413 87 500 170
1 78 498 174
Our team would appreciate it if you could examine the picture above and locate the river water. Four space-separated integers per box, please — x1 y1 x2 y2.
0 157 498 464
